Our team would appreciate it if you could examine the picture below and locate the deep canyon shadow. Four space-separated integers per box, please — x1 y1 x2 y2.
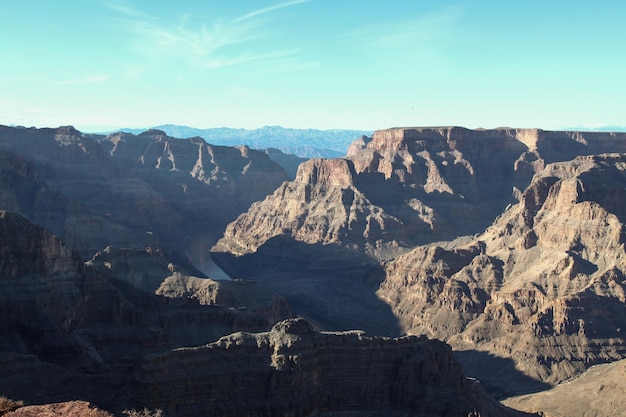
454 350 552 399
212 235 403 336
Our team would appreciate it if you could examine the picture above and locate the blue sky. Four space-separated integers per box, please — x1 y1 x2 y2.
1 0 624 132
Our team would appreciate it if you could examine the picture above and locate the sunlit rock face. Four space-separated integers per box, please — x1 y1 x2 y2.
214 127 626 263
211 127 626 346
379 153 626 393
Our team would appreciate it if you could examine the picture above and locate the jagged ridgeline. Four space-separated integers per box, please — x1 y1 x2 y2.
2 123 626 416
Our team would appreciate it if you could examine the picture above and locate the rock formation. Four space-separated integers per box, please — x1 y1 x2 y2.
211 127 626 341
378 153 626 393
0 212 293 411
133 318 530 417
214 127 626 264
86 245 292 324
3 400 113 417
0 125 287 267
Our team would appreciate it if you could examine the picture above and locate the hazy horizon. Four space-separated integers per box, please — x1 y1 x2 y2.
1 1 625 132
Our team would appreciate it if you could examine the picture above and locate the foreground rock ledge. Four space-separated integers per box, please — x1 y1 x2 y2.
132 318 531 417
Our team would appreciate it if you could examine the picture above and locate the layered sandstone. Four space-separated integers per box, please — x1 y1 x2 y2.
133 318 530 417
212 127 626 341
215 128 626 263
0 213 294 411
378 153 626 393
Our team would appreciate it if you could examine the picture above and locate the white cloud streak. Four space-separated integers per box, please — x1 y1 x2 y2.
235 0 311 22
357 5 465 52
53 74 110 85
107 1 315 71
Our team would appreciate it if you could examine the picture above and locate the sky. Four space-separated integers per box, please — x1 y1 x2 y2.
1 0 625 132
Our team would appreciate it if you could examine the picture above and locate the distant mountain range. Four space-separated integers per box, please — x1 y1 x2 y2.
104 125 373 159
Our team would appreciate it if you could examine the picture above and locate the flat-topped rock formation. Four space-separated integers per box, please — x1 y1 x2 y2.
133 318 531 417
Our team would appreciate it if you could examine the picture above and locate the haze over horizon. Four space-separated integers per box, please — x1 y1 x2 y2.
1 0 624 132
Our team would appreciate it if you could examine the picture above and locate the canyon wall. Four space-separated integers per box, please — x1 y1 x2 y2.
133 318 529 417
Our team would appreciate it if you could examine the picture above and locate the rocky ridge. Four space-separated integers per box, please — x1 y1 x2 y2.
0 125 288 271
133 318 530 417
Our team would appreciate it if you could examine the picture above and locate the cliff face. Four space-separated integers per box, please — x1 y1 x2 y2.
0 213 294 411
211 127 626 340
0 211 82 277
378 153 626 392
0 211 522 417
0 125 288 271
134 318 528 417
215 128 626 263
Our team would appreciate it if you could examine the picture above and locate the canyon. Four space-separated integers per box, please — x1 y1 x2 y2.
1 124 626 416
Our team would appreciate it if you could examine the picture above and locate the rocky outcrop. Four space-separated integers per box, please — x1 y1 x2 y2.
86 245 293 325
215 128 626 263
0 213 294 411
133 318 530 417
212 158 416 258
378 153 626 393
3 401 113 417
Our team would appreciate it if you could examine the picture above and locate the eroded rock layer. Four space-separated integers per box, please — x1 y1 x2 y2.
133 318 529 417
212 127 626 341
214 127 626 263
0 212 294 411
378 153 626 393
0 125 288 269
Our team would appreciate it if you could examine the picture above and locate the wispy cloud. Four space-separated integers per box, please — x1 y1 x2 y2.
235 0 311 22
203 49 305 69
53 74 110 85
106 0 155 21
107 1 315 71
356 5 465 53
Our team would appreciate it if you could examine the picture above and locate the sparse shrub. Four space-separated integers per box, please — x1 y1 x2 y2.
0 396 24 415
121 408 164 417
